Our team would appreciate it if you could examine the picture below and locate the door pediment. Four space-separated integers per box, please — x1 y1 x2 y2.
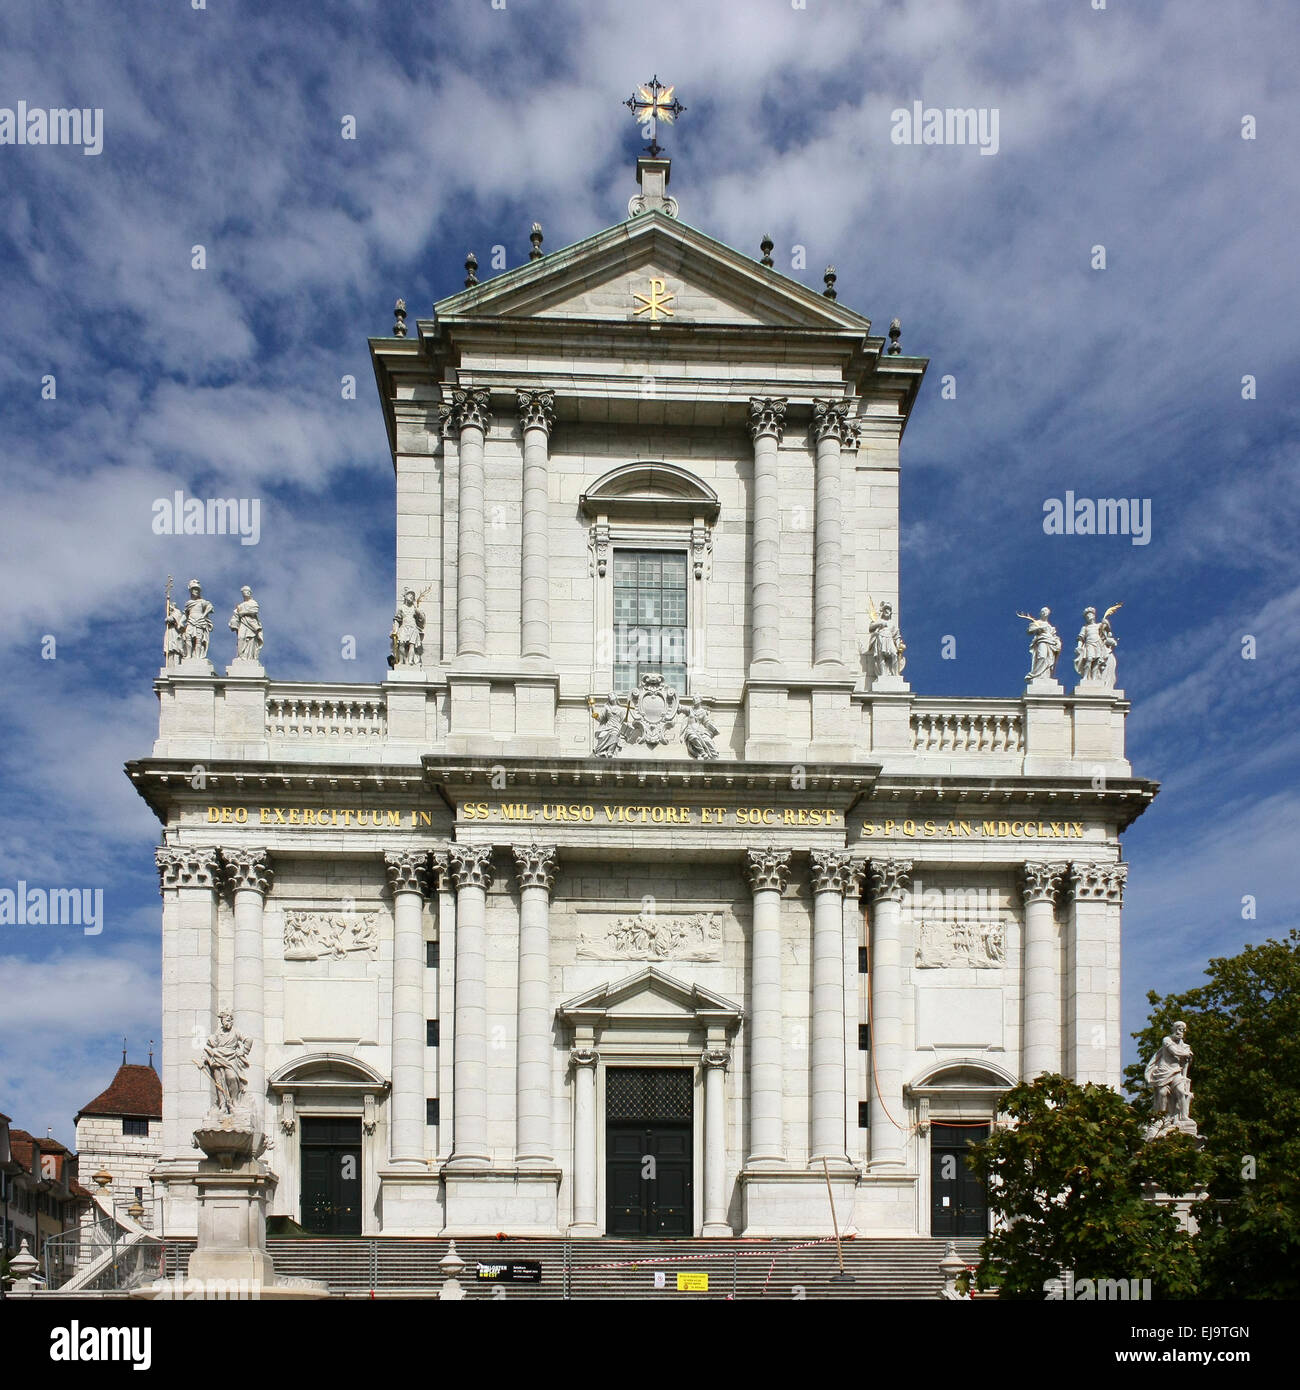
557 965 743 1030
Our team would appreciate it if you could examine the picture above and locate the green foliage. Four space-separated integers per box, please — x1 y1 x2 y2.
967 1074 1205 1299
1126 928 1300 1298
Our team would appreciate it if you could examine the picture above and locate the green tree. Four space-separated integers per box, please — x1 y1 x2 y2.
1127 928 1300 1299
967 1074 1205 1298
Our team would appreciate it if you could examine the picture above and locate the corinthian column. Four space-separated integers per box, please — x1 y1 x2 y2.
747 397 786 670
809 400 858 670
442 387 492 659
866 858 911 1167
385 849 432 1169
155 846 221 1160
512 843 558 1166
447 843 494 1166
701 1045 732 1236
1065 862 1127 1085
569 1044 599 1235
516 390 555 661
745 846 792 1164
219 847 273 1116
1019 861 1067 1080
809 851 861 1165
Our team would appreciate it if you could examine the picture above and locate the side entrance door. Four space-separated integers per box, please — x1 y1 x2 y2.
605 1068 693 1237
300 1116 362 1235
930 1122 990 1237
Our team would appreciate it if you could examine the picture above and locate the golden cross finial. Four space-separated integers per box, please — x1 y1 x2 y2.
625 76 685 157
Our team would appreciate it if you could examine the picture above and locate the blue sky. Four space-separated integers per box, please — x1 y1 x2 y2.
1 0 1297 1142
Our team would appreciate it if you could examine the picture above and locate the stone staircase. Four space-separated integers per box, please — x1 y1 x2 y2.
162 1235 982 1299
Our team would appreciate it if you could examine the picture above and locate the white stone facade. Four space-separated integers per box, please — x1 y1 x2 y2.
131 158 1155 1239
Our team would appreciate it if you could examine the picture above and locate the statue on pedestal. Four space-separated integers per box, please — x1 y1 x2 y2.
389 586 429 668
1144 1020 1199 1138
197 1010 252 1114
682 696 720 760
1074 603 1121 688
229 587 264 663
179 579 214 661
1018 607 1062 682
862 599 906 684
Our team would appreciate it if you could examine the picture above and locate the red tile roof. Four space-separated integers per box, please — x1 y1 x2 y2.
76 1063 162 1122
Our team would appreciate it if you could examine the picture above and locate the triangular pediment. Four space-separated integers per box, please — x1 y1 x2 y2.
556 965 743 1026
434 212 871 333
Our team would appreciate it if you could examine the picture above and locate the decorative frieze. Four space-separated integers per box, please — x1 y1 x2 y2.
745 846 792 893
516 388 556 436
747 395 787 442
448 843 495 891
810 398 861 449
1019 861 1068 905
155 845 221 892
1068 861 1128 904
219 848 273 898
512 843 559 894
577 911 722 961
384 849 430 898
866 858 912 904
283 910 379 961
915 918 1006 969
810 850 862 897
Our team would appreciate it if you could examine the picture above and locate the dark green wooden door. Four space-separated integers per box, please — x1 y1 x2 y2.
930 1122 989 1237
300 1117 362 1235
605 1068 693 1237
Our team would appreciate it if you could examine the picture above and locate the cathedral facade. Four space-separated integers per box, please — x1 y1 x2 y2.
130 150 1154 1240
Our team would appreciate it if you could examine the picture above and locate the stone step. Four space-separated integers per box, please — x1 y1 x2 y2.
163 1235 982 1298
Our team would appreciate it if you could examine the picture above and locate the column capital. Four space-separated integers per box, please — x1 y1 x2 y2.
745 846 793 893
701 1046 731 1071
1019 860 1069 905
1068 861 1127 904
866 858 912 903
384 849 431 898
437 386 493 436
430 848 450 890
810 397 861 449
219 847 273 897
512 842 559 894
747 395 787 442
448 843 495 891
155 845 221 893
810 850 862 897
570 1046 599 1069
515 387 556 436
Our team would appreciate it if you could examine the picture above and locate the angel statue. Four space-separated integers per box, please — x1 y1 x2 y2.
1074 603 1121 688
1018 606 1062 682
1144 1020 1197 1135
682 696 720 760
862 599 906 683
590 692 631 758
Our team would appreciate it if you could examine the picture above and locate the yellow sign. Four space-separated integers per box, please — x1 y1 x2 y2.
460 802 840 828
633 277 675 320
860 818 1087 840
205 806 435 828
677 1271 708 1291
